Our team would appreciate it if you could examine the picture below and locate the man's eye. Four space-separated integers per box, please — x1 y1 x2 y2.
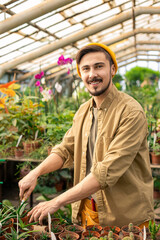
83 67 89 71
96 65 103 69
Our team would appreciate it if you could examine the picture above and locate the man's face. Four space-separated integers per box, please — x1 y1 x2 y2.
79 52 115 97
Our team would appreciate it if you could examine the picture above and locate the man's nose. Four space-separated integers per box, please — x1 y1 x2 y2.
89 68 97 79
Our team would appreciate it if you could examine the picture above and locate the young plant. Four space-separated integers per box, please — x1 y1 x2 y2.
4 227 34 240
149 220 160 240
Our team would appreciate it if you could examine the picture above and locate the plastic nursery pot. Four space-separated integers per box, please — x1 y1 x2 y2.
86 224 102 234
121 224 141 236
45 225 64 239
64 224 84 237
103 226 121 235
82 230 101 239
58 231 79 240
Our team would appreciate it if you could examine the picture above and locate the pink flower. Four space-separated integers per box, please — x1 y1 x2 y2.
57 55 73 65
65 58 73 64
57 55 66 65
35 71 44 79
48 89 52 95
67 68 70 75
35 81 41 87
39 86 43 92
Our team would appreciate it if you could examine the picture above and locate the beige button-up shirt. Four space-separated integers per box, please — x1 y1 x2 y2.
51 84 154 227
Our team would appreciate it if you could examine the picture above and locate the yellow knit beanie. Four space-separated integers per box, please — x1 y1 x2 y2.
76 42 118 77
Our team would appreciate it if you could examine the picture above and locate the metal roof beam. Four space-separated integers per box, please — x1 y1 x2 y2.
0 0 75 34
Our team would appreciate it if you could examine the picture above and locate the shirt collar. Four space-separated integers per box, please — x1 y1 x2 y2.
89 84 118 111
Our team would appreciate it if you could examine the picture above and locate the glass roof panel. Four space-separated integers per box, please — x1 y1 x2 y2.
20 25 37 35
37 13 64 28
0 38 34 56
71 0 103 14
73 3 110 22
0 12 10 20
0 33 23 48
11 0 43 14
55 23 84 38
85 7 120 26
20 41 46 53
0 51 22 64
47 20 71 33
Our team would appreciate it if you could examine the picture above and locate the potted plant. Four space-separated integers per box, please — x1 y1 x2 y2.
0 206 14 233
121 223 141 236
58 231 79 240
82 230 101 239
151 142 160 165
34 232 50 240
45 224 64 239
148 220 160 240
103 226 120 235
4 226 34 240
86 224 102 234
64 224 84 237
100 230 120 240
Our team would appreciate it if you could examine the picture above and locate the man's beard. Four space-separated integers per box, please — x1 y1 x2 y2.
87 73 112 97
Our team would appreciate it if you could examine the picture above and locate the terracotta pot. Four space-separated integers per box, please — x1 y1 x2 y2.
121 224 141 236
14 148 24 158
0 235 5 240
82 230 100 239
86 224 102 234
64 224 84 237
45 225 64 239
103 226 120 235
101 232 120 240
55 182 64 192
33 233 50 240
2 218 14 233
23 142 34 154
154 189 160 199
151 152 160 165
58 231 79 240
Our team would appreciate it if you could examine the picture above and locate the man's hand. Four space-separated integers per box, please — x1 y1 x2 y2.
28 198 61 225
19 169 38 201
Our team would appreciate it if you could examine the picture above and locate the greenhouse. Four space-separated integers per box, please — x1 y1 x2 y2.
0 0 160 239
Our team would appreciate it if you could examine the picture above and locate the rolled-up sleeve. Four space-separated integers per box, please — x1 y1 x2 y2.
91 110 148 189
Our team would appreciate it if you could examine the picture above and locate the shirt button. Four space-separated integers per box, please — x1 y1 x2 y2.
85 133 87 136
90 114 92 118
83 152 85 155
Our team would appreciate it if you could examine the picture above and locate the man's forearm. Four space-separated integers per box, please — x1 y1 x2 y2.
33 153 64 177
56 173 101 207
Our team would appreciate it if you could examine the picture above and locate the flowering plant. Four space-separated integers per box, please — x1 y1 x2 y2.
57 55 79 109
35 71 52 102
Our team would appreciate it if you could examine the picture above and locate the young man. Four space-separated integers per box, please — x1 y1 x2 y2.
19 43 154 228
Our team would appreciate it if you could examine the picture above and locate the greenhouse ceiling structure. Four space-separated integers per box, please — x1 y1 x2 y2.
0 0 160 84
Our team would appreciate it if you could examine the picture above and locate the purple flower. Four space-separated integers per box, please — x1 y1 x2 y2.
35 81 41 87
35 71 44 79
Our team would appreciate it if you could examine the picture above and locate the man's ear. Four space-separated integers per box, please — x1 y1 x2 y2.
111 64 116 76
